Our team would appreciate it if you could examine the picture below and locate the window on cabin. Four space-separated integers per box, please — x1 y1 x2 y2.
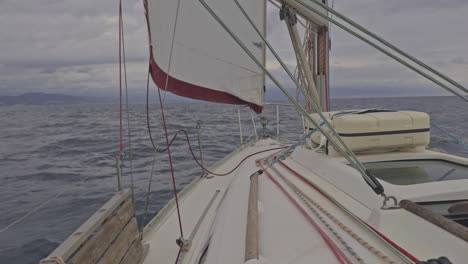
362 160 468 185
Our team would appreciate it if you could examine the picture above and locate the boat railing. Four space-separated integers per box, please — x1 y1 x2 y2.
38 189 147 264
237 102 303 144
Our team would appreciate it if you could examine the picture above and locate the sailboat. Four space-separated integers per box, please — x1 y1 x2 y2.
39 0 468 263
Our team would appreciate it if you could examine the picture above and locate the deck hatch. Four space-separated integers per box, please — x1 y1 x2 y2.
356 159 468 185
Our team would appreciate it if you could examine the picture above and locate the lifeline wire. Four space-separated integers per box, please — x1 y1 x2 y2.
145 58 289 176
263 110 357 170
144 0 186 249
0 175 92 234
119 0 135 203
141 153 157 228
118 1 124 150
2 1 131 234
161 0 182 104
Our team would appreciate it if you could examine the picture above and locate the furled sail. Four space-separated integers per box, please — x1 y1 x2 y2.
144 0 266 113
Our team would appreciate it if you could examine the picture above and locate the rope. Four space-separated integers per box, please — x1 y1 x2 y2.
152 0 185 241
118 1 124 150
175 243 184 264
274 168 366 263
260 165 352 264
146 59 289 176
322 27 329 111
271 166 398 264
157 79 185 240
162 0 182 103
141 154 157 228
263 111 357 171
225 0 385 195
149 123 289 176
119 0 135 202
277 160 418 263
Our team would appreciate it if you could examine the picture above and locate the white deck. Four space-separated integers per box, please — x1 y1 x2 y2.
142 138 468 264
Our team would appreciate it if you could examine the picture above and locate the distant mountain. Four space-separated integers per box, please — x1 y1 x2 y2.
0 93 110 105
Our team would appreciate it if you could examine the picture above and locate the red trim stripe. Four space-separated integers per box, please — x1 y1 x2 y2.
261 166 352 264
277 160 420 263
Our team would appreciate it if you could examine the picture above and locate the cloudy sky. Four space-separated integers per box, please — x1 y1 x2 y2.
1 0 467 99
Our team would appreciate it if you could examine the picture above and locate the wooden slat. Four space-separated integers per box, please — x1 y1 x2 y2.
119 237 145 264
68 198 134 264
98 217 139 264
44 189 131 262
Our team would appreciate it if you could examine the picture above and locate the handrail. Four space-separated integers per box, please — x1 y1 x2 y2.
237 103 302 144
264 102 296 106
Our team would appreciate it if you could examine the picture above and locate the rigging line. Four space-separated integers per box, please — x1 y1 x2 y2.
154 127 289 176
222 0 384 195
322 27 330 111
152 0 185 239
157 84 185 239
178 135 289 176
120 1 135 203
271 166 400 264
0 175 92 234
260 165 352 264
155 31 185 238
118 1 123 150
276 160 418 263
175 243 184 264
270 166 366 264
306 0 468 95
236 0 363 170
162 0 182 103
264 127 318 170
293 0 468 102
141 153 157 229
146 62 161 152
146 63 289 176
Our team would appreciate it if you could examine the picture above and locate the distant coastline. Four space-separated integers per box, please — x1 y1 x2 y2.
0 93 111 106
0 92 460 106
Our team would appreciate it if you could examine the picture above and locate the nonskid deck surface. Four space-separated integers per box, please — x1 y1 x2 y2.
142 139 468 264
142 138 288 264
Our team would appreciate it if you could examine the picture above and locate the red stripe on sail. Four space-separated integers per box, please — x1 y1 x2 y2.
149 54 263 114
143 0 263 114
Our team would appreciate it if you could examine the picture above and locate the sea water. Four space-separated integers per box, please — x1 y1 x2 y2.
0 96 466 263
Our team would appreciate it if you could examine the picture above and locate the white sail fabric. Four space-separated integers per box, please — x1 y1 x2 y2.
145 0 266 113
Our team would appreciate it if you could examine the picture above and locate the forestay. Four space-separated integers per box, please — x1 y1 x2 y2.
144 0 266 113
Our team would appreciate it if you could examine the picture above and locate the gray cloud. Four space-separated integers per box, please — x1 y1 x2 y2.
326 0 468 96
0 0 467 98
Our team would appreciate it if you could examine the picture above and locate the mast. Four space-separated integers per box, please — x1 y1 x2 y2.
281 0 330 112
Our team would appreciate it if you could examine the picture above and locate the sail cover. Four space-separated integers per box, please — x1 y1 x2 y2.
144 0 266 113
